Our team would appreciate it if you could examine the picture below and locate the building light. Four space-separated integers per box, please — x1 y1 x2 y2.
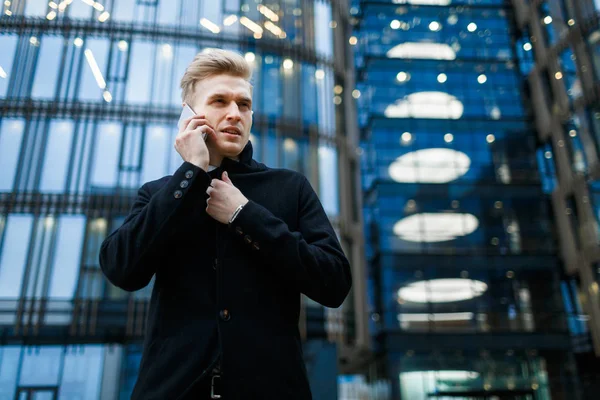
444 133 453 143
244 52 255 63
73 37 84 47
486 134 495 143
390 19 401 29
223 15 237 26
84 49 107 89
384 92 464 119
397 71 410 82
388 148 470 183
543 16 552 24
477 74 487 84
437 73 447 83
258 4 278 22
467 22 477 32
118 40 128 52
387 43 456 60
352 90 361 99
239 17 264 35
429 21 441 31
397 278 487 302
315 69 325 79
349 36 358 45
283 59 293 70
200 18 221 34
523 43 532 51
98 11 110 22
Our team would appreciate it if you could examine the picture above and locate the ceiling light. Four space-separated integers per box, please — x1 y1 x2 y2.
264 21 285 37
388 148 470 183
387 43 456 60
117 40 128 51
0 66 7 79
384 91 464 119
397 71 410 82
467 22 477 32
429 21 441 31
352 90 361 99
98 11 109 22
315 69 325 79
283 59 293 70
239 16 264 35
397 278 487 302
349 36 358 45
46 10 57 20
334 85 343 94
258 4 279 21
401 132 412 143
477 74 487 84
398 312 474 322
486 134 495 143
390 20 401 29
544 16 552 24
200 18 221 34
444 133 453 143
73 37 84 47
437 73 447 83
223 15 237 26
84 49 106 89
102 90 112 103
555 71 563 80
523 43 532 51
244 52 255 63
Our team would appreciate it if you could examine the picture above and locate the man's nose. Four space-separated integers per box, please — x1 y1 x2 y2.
226 103 241 121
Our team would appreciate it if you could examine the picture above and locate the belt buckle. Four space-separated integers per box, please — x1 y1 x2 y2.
210 374 222 399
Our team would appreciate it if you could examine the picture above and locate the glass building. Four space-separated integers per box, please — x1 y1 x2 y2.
512 0 600 394
352 0 585 398
0 0 368 398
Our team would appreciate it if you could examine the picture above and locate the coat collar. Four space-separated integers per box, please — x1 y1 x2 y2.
217 141 260 174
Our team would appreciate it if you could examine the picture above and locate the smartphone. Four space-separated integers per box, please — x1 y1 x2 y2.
177 104 207 140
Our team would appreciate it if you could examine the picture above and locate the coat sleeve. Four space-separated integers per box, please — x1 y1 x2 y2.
99 162 211 291
229 176 352 308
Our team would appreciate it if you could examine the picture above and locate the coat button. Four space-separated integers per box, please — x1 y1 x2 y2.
220 309 230 321
235 226 243 235
185 170 194 179
244 235 252 244
252 242 260 251
180 180 189 188
173 190 183 199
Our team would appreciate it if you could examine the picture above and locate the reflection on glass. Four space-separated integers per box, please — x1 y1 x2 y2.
398 278 487 303
0 215 34 299
388 149 470 183
91 122 122 189
384 92 464 119
0 119 25 191
40 120 74 192
393 213 479 242
48 216 85 299
31 36 63 99
319 145 340 216
386 43 457 60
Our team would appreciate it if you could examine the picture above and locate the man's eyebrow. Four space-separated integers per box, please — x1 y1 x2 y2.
207 93 252 103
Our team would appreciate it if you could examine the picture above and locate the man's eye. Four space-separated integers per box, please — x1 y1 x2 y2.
215 99 225 104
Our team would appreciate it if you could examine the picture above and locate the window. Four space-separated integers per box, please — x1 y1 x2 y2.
0 35 17 98
40 120 74 193
91 122 123 189
319 144 340 217
0 119 25 191
47 216 85 299
125 42 153 104
79 38 110 102
0 215 34 299
31 36 63 100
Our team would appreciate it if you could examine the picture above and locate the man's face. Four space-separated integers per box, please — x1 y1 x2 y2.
189 74 253 160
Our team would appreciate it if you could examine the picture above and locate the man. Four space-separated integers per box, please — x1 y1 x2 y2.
99 49 352 399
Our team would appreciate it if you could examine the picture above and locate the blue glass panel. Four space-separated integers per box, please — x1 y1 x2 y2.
40 120 74 193
0 119 25 191
126 42 153 104
91 122 123 189
48 216 85 299
80 38 110 102
0 215 34 299
0 35 17 98
31 36 64 99
19 346 62 386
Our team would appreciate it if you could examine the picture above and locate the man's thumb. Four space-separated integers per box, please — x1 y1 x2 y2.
222 171 232 184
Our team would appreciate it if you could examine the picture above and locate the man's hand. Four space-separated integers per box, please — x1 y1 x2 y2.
174 115 216 171
206 171 249 224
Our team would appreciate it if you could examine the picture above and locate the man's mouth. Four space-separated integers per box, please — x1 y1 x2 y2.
221 127 241 136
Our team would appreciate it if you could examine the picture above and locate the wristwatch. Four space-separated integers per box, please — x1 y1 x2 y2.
228 204 245 225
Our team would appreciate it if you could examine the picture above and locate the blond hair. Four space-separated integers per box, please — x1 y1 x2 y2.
180 49 252 103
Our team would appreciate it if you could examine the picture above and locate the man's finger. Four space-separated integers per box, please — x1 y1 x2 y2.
222 171 233 185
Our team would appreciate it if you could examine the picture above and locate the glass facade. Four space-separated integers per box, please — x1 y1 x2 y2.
514 0 600 395
353 0 581 398
0 0 366 398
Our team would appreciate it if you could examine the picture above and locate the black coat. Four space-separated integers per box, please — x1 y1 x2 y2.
99 142 352 399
